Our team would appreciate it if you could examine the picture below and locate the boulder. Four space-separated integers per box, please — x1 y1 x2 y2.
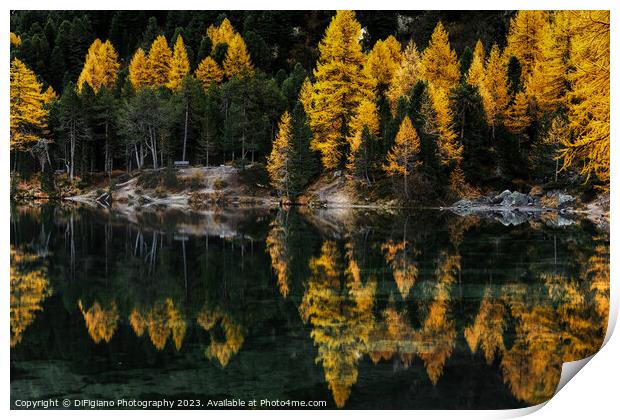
500 191 529 207
492 190 511 204
556 192 575 209
453 199 473 208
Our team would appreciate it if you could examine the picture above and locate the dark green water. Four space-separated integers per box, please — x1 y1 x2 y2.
10 204 609 409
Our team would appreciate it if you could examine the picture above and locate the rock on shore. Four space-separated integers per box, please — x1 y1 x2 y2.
449 189 577 226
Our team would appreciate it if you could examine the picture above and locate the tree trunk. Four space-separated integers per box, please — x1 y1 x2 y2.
69 121 76 182
182 101 189 162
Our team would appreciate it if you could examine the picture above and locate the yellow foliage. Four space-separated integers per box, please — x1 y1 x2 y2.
428 85 461 164
561 11 610 183
147 35 172 88
167 35 190 90
386 40 422 112
128 48 151 89
195 56 223 89
464 289 506 364
364 35 402 90
197 303 245 367
299 241 376 408
42 86 58 104
266 111 294 197
10 58 48 152
130 299 187 351
420 22 460 93
223 33 254 79
298 77 314 114
504 11 548 83
308 10 374 170
383 116 421 177
381 240 418 299
78 300 120 344
466 40 485 89
10 32 22 46
479 44 509 131
505 91 531 134
347 98 379 172
207 18 236 52
266 212 291 297
414 252 459 384
77 39 120 93
10 247 52 347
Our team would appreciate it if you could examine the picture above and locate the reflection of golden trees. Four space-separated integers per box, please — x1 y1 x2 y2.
299 241 376 408
584 243 610 327
197 303 245 367
79 300 120 344
266 213 291 297
10 247 52 347
368 304 417 367
129 299 187 350
414 252 459 385
464 288 506 364
500 285 562 405
381 240 418 298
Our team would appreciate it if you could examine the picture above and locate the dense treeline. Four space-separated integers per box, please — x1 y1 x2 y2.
9 10 609 203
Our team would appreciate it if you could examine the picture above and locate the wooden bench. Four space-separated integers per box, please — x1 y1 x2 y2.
174 161 189 168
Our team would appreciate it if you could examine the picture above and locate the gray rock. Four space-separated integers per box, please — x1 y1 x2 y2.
500 191 529 207
453 199 473 208
492 190 512 204
556 192 575 209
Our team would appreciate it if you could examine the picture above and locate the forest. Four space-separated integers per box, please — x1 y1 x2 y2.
9 10 610 204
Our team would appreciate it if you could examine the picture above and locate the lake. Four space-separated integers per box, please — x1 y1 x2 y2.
10 203 609 409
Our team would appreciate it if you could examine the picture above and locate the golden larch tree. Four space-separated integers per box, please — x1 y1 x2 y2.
561 10 609 184
207 17 236 52
195 56 223 89
147 35 173 88
347 97 379 151
42 86 58 104
167 35 190 90
505 91 531 134
298 77 314 114
128 48 152 89
466 40 485 89
504 10 548 83
480 44 510 137
365 35 402 91
347 97 380 179
308 10 374 170
223 33 254 79
420 22 461 165
386 40 422 111
420 22 460 93
428 84 461 165
383 116 421 197
77 39 120 93
10 58 48 153
530 11 574 113
11 32 22 46
267 111 294 198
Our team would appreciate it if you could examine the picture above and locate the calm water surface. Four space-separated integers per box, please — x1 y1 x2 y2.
10 204 609 409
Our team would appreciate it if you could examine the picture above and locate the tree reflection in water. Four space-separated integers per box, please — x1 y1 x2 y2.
10 204 609 409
